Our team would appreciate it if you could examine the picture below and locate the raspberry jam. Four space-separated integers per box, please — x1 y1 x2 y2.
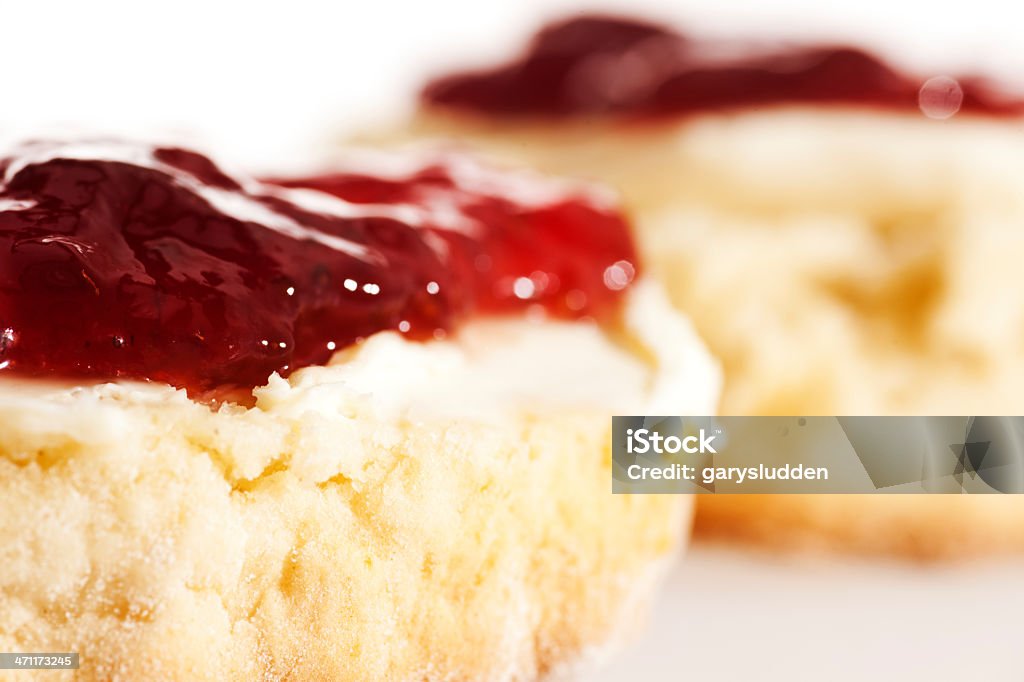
423 15 1023 119
0 142 637 393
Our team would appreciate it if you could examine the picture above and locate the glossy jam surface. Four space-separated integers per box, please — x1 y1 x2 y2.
0 142 637 393
423 15 1023 119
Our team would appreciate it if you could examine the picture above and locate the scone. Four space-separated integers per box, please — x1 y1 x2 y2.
397 15 1024 557
0 141 719 680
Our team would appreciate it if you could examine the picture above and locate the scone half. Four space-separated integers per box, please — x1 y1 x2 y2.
0 141 719 679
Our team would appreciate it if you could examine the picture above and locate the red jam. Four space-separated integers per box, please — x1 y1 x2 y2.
0 141 637 394
423 15 1024 119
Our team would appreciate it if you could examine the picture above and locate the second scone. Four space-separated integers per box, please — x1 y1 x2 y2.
392 14 1024 558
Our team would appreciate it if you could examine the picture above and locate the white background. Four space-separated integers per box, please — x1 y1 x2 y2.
5 1 1024 679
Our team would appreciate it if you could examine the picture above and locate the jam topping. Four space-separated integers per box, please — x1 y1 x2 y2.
423 15 1024 119
0 141 637 393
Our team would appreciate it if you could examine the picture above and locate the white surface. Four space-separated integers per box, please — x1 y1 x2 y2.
595 545 1024 681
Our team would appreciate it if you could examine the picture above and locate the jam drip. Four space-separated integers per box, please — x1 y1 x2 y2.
423 15 1023 119
0 142 637 393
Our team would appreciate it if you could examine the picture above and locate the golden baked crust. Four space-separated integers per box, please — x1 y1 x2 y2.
695 495 1024 560
0 378 688 681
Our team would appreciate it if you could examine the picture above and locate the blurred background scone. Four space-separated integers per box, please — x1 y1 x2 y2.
0 141 719 679
388 14 1024 557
